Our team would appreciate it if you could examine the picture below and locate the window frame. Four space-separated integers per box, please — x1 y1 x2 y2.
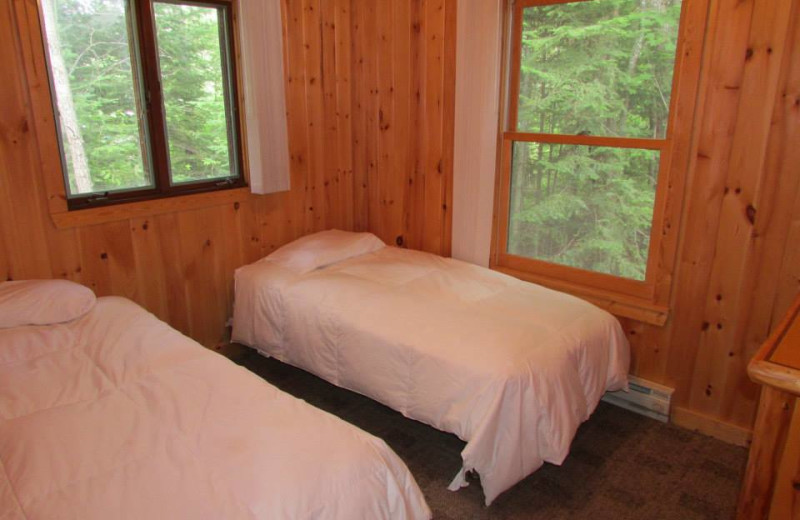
41 0 247 211
491 0 710 323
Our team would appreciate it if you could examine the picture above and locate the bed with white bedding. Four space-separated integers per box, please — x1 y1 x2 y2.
0 280 429 520
233 230 631 506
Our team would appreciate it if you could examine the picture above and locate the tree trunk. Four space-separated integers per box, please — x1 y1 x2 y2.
42 0 93 194
615 0 650 135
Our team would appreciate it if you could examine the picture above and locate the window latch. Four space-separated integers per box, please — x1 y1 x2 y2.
215 178 234 187
85 191 110 203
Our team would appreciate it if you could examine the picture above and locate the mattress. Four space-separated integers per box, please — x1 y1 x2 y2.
233 243 630 505
0 296 430 520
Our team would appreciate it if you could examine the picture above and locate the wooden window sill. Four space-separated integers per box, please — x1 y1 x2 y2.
492 265 670 326
50 187 253 229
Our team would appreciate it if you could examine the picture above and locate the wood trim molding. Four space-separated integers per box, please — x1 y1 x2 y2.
490 0 713 321
517 0 591 7
492 264 669 325
498 251 655 300
503 131 667 150
50 187 253 229
25 0 256 229
671 405 753 447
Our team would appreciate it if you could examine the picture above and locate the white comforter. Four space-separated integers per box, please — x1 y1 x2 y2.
0 297 430 520
233 246 630 505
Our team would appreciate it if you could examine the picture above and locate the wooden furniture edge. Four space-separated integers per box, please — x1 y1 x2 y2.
736 387 797 519
747 293 800 397
749 360 800 398
737 294 800 519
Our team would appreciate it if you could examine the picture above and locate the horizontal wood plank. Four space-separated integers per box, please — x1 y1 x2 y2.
51 188 254 229
671 406 753 447
503 131 667 150
493 265 669 326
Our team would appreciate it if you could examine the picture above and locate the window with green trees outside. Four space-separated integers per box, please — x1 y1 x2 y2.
39 0 244 209
502 0 683 284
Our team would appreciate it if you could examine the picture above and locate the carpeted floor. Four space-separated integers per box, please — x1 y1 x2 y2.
236 349 748 520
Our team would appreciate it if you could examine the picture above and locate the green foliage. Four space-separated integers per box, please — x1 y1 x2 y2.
52 0 147 193
155 2 232 184
508 0 681 280
48 0 234 194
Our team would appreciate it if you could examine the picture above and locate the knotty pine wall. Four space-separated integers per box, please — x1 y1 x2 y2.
351 0 456 255
2 0 796 438
0 0 454 348
349 0 800 440
354 0 800 438
353 0 800 443
617 0 800 438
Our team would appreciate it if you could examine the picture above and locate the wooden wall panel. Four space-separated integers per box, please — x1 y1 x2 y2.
538 0 800 437
661 0 800 433
502 0 799 438
0 0 358 348
0 0 455 350
5 0 793 438
347 0 800 437
351 0 456 255
683 0 795 426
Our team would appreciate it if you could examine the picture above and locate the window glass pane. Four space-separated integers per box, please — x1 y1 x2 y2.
41 0 151 196
517 0 682 139
154 1 238 185
507 141 659 280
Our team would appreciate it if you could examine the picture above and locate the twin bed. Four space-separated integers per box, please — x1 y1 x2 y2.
1 229 629 516
233 230 629 505
0 280 429 519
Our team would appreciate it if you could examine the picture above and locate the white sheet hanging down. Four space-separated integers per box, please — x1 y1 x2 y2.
0 297 430 520
233 244 630 505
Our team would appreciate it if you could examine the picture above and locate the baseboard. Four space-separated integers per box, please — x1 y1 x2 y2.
671 406 753 447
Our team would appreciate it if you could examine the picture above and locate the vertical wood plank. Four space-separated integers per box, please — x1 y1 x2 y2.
334 0 354 230
350 0 370 231
284 0 313 238
388 0 411 248
363 1 381 241
406 0 426 251
376 0 395 243
663 0 755 410
421 0 445 255
302 0 327 231
688 0 794 421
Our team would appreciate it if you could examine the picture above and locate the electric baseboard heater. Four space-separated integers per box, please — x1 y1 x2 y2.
602 375 674 423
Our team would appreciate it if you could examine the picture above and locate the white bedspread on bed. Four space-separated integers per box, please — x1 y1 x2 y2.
233 246 630 505
0 297 430 520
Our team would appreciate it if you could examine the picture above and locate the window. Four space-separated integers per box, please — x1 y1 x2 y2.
494 0 702 308
40 0 244 209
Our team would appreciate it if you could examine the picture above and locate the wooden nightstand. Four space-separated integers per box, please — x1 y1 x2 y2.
737 293 800 519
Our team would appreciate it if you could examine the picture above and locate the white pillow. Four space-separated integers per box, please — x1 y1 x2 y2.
267 230 385 274
0 280 96 329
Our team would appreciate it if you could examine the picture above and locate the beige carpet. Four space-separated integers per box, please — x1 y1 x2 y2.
238 350 747 519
